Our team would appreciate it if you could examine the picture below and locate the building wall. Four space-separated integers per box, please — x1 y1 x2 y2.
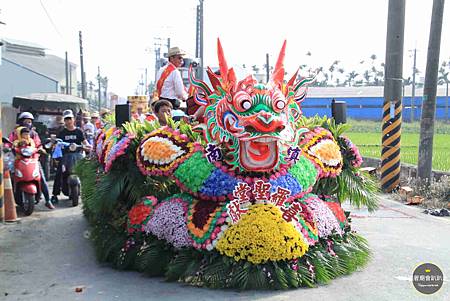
302 95 450 121
0 59 58 104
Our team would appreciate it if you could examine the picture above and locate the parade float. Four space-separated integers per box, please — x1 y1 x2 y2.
76 39 378 290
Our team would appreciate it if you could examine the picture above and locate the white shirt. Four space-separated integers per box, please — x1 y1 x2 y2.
83 122 95 135
156 63 188 101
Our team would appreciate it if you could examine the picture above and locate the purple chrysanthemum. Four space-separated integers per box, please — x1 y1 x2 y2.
145 199 192 249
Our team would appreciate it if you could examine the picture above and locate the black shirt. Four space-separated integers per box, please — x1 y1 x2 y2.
57 128 85 153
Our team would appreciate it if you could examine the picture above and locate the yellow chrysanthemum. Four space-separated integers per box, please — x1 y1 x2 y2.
216 204 308 264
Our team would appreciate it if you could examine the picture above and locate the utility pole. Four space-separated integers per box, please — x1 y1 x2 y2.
266 53 270 82
79 31 87 99
167 38 171 52
418 0 445 182
154 44 161 81
97 66 102 112
411 48 417 122
69 65 72 95
103 77 108 108
145 68 148 96
196 0 204 80
380 0 405 192
65 51 69 94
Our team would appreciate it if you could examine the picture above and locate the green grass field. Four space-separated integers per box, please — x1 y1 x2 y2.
344 119 450 172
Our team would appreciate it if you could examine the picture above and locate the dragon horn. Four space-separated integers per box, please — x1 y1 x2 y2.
206 67 222 91
217 38 228 84
270 40 287 86
287 67 300 88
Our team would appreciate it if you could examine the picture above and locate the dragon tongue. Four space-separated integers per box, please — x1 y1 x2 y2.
248 140 270 161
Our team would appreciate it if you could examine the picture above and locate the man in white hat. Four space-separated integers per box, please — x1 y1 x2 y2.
51 109 91 204
153 46 189 110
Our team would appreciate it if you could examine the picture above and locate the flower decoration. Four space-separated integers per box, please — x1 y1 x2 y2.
339 136 363 168
324 201 347 229
95 131 106 162
289 201 319 245
127 196 158 234
199 168 239 197
300 128 343 177
102 135 119 166
136 127 198 176
287 156 318 195
216 204 308 264
301 195 343 237
174 152 215 193
104 134 132 172
145 198 193 249
187 199 228 250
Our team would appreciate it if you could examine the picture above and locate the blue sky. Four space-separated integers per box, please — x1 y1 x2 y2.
1 0 449 97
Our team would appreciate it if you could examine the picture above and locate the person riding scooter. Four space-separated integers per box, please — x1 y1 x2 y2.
10 127 43 215
51 110 91 205
6 112 54 209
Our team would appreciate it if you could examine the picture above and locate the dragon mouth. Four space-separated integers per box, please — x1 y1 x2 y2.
239 137 279 172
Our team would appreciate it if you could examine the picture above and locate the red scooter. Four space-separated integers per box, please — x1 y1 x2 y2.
12 144 42 215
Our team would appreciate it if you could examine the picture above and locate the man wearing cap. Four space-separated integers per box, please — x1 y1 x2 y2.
51 109 91 204
91 111 101 130
154 46 189 110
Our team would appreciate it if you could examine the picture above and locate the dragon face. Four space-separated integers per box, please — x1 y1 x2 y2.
190 39 314 173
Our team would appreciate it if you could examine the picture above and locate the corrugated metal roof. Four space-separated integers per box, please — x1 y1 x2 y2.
2 38 46 51
2 50 77 82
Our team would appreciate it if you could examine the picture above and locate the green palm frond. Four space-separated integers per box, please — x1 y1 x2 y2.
135 238 173 276
165 249 196 281
247 265 270 289
336 168 379 212
202 259 230 288
230 262 251 290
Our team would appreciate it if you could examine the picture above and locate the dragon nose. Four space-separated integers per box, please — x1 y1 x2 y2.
257 113 274 125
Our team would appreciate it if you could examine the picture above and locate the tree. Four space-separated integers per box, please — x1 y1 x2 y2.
438 60 450 120
328 60 340 86
346 71 359 87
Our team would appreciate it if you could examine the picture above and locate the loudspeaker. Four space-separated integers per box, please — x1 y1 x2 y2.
331 99 347 124
115 104 130 127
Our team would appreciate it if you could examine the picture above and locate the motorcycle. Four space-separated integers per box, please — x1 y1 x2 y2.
3 138 42 216
52 139 85 207
42 135 58 179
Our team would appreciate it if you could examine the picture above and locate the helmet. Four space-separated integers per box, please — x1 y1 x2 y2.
18 112 34 120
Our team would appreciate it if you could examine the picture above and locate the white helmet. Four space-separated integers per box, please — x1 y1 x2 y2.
18 112 34 120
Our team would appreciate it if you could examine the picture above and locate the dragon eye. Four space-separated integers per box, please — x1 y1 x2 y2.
233 91 253 112
275 100 286 110
242 100 252 110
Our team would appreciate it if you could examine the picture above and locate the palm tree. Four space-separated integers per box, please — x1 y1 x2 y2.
363 70 371 86
346 71 359 87
328 60 340 86
438 60 450 120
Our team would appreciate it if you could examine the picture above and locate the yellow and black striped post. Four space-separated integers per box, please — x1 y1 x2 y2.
381 101 402 192
381 0 405 192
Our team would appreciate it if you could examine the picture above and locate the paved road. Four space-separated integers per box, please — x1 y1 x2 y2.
0 195 449 301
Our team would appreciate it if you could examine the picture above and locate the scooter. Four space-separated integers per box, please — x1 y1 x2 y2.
43 135 58 179
7 143 42 216
52 139 84 207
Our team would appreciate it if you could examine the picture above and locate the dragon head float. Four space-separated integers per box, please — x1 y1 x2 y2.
190 39 315 172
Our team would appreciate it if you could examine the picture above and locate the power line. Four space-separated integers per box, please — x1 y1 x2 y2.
39 0 64 40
